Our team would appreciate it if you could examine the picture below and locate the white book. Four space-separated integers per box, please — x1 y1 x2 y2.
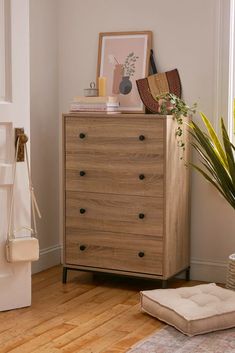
72 96 119 104
70 102 119 111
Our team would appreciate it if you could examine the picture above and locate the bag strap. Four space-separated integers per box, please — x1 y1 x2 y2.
7 137 41 240
25 140 41 235
150 49 157 75
7 138 20 240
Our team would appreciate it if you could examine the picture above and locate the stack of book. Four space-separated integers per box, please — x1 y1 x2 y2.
70 96 120 112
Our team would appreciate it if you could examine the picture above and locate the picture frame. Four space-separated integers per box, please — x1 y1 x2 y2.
97 31 152 113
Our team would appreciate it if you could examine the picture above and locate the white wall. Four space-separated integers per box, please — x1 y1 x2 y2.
58 0 235 283
30 0 61 273
58 0 220 113
30 0 235 282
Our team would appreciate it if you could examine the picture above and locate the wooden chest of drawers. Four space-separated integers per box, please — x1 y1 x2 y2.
62 113 190 286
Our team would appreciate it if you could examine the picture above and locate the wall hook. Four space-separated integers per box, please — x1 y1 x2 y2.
15 128 28 162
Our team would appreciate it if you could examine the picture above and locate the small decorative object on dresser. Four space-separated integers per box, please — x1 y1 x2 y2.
62 113 190 287
84 81 98 97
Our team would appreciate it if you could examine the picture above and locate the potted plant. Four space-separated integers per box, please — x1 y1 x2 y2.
155 92 235 288
155 93 197 158
190 113 235 209
190 113 235 289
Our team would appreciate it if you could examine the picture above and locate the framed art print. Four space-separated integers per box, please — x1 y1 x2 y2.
97 31 152 113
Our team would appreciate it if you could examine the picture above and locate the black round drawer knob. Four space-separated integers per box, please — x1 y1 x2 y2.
80 245 86 251
80 208 86 214
139 174 145 180
139 135 145 141
80 170 86 177
79 133 86 139
139 213 145 219
138 251 145 258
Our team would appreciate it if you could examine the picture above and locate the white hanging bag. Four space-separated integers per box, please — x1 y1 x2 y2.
6 137 41 262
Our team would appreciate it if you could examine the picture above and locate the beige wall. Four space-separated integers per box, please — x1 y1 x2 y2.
30 0 60 272
30 0 235 282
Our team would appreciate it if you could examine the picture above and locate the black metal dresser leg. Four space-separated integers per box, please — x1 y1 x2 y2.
62 267 68 284
162 280 168 289
186 266 190 281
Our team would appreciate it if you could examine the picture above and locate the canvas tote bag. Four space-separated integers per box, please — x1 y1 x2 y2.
6 137 41 263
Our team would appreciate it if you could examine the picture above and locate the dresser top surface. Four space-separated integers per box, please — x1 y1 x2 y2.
63 112 171 119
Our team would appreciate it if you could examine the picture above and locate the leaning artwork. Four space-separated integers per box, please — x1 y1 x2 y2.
97 31 152 113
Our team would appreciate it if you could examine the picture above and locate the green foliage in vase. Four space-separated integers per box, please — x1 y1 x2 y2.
155 93 197 157
190 113 235 210
123 52 139 77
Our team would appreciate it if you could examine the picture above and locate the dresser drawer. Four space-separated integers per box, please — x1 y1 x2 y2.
66 154 163 196
65 229 163 275
66 191 163 236
65 116 164 154
65 117 164 196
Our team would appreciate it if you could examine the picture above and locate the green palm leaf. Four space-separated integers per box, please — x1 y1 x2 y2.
221 118 235 186
189 162 232 204
190 114 235 210
200 113 228 168
191 123 233 191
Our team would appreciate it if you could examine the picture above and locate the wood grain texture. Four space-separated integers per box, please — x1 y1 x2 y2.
66 191 163 236
63 113 190 281
163 116 190 277
0 266 202 353
66 164 163 197
65 116 164 154
65 229 163 275
65 116 164 196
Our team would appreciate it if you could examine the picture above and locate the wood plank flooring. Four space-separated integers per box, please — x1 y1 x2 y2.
0 266 200 353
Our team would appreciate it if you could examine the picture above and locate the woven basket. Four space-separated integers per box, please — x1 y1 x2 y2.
226 254 235 290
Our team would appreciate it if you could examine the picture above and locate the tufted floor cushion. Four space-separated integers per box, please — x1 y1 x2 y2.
141 283 235 336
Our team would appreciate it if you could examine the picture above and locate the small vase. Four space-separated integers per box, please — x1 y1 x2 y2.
112 64 123 94
226 253 235 290
119 76 132 95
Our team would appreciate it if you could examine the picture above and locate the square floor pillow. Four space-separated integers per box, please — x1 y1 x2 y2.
141 283 235 336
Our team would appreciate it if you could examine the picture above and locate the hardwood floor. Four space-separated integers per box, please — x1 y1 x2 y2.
0 266 198 353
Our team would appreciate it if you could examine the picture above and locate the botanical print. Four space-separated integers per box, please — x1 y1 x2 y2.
109 52 139 95
98 33 151 112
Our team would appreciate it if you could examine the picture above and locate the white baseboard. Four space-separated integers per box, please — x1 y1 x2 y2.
190 258 228 284
32 244 62 274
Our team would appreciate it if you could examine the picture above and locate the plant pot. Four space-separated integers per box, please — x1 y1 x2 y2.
226 254 235 290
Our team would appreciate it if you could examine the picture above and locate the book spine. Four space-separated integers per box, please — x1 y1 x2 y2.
70 107 119 112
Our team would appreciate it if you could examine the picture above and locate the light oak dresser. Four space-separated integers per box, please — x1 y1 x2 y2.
62 113 190 287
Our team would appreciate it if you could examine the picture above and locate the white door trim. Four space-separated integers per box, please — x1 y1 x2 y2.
0 0 11 102
214 0 234 135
